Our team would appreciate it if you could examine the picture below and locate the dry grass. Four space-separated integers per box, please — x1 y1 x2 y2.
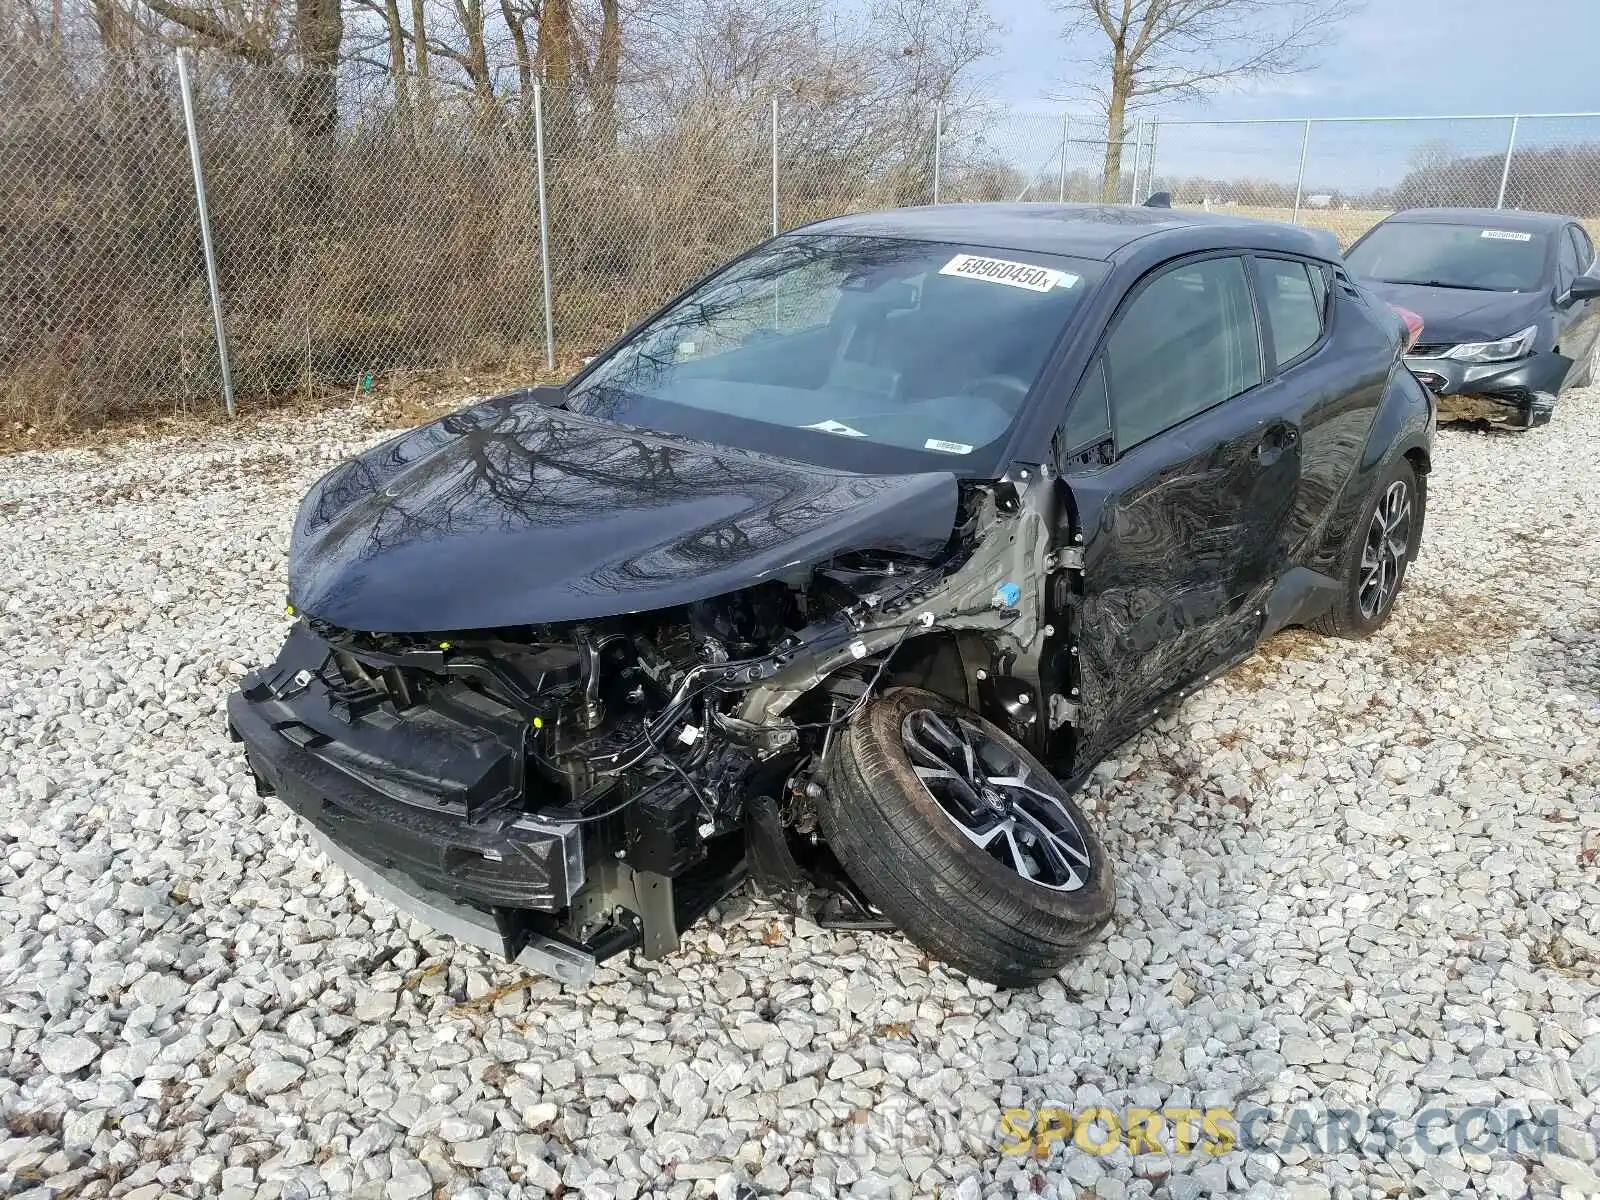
1224 627 1326 691
0 358 570 455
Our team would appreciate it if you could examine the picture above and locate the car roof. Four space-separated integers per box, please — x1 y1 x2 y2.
796 202 1339 263
1377 207 1576 233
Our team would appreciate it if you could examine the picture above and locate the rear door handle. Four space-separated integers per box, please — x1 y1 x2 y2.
1251 426 1296 465
1252 445 1282 467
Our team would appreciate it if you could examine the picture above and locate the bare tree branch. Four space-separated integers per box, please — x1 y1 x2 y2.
139 0 275 62
1052 0 1358 199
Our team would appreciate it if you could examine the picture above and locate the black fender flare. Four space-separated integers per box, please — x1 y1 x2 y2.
1310 365 1433 576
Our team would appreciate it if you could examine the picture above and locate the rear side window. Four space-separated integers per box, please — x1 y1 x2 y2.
1105 256 1262 449
1257 258 1327 367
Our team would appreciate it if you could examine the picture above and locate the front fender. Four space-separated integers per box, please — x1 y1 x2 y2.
1309 364 1433 576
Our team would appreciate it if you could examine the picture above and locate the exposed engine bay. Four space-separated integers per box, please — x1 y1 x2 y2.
229 477 1074 984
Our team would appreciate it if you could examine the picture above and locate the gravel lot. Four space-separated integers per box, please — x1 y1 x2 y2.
2 390 1598 1200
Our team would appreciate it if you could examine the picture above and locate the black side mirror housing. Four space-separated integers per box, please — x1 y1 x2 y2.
1566 275 1600 304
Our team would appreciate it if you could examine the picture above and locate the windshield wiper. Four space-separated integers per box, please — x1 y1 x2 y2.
1384 279 1491 291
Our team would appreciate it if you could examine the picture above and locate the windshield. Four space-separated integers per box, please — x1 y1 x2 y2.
1345 221 1550 292
568 234 1102 473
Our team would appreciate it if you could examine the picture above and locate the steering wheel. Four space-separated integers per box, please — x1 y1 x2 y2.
961 374 1030 413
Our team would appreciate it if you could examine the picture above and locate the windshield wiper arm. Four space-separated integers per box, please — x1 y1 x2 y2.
1386 278 1490 291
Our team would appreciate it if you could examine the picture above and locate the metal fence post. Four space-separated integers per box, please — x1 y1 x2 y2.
1145 119 1159 200
1058 115 1069 202
1290 119 1312 223
771 96 780 236
1496 114 1521 209
533 82 556 373
1128 118 1142 203
174 49 234 418
932 102 943 204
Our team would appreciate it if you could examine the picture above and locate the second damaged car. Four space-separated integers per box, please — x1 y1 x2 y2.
230 204 1434 987
1345 207 1600 428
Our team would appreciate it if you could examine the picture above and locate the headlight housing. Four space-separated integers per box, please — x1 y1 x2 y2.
1443 325 1538 363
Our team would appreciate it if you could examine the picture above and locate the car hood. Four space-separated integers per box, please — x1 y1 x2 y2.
1360 281 1548 346
288 395 959 632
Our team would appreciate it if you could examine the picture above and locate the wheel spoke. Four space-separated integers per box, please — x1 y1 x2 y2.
1016 807 1093 869
1020 824 1086 890
985 770 1066 805
1001 825 1033 881
964 815 1011 849
913 712 965 759
901 708 1094 893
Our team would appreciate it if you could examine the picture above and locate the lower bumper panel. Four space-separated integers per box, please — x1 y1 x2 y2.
227 683 585 913
300 818 596 985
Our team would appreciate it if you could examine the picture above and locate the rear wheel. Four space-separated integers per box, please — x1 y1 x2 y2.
1314 456 1422 638
819 688 1114 987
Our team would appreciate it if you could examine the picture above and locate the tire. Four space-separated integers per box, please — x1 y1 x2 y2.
1313 456 1423 638
819 687 1114 988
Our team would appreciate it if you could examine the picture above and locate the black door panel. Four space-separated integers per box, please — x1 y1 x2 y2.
1053 256 1397 773
1066 383 1300 766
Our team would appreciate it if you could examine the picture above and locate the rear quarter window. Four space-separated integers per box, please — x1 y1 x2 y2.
1256 258 1328 367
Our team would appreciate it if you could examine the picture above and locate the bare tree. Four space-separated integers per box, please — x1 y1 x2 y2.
1052 0 1357 200
142 0 344 164
1404 137 1454 206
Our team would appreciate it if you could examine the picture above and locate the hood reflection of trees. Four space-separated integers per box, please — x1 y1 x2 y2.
301 391 920 592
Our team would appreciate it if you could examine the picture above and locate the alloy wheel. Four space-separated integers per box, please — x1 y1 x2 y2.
901 710 1094 892
1359 479 1412 620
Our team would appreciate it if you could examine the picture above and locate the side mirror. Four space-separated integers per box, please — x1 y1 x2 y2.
1566 275 1600 304
528 384 568 407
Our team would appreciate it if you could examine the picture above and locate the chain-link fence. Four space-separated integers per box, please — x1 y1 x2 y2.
1147 114 1600 248
4 47 1600 433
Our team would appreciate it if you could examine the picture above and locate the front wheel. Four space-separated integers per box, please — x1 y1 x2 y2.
1314 456 1423 638
819 688 1114 988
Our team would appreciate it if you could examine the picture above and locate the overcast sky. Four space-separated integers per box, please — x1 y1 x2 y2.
980 0 1600 191
990 0 1600 117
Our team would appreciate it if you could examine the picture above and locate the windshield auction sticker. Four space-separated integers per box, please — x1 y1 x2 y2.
1480 229 1533 241
940 254 1079 292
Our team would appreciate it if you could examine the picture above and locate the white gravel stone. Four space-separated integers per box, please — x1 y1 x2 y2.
36 1037 98 1074
2 395 1599 1197
245 1060 305 1097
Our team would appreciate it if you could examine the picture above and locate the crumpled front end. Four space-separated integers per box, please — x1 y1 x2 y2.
227 536 1001 982
229 444 1071 985
1405 349 1572 428
229 623 613 982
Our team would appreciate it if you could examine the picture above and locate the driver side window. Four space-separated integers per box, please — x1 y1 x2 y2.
1105 256 1263 449
1567 226 1594 280
1557 234 1584 294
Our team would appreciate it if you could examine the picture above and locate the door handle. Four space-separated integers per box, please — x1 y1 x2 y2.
1251 425 1298 466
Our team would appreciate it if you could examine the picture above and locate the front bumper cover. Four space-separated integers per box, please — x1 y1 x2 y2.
226 624 593 967
1405 349 1572 426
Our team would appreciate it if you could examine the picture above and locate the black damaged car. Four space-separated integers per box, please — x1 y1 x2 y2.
1345 207 1600 428
229 204 1434 988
